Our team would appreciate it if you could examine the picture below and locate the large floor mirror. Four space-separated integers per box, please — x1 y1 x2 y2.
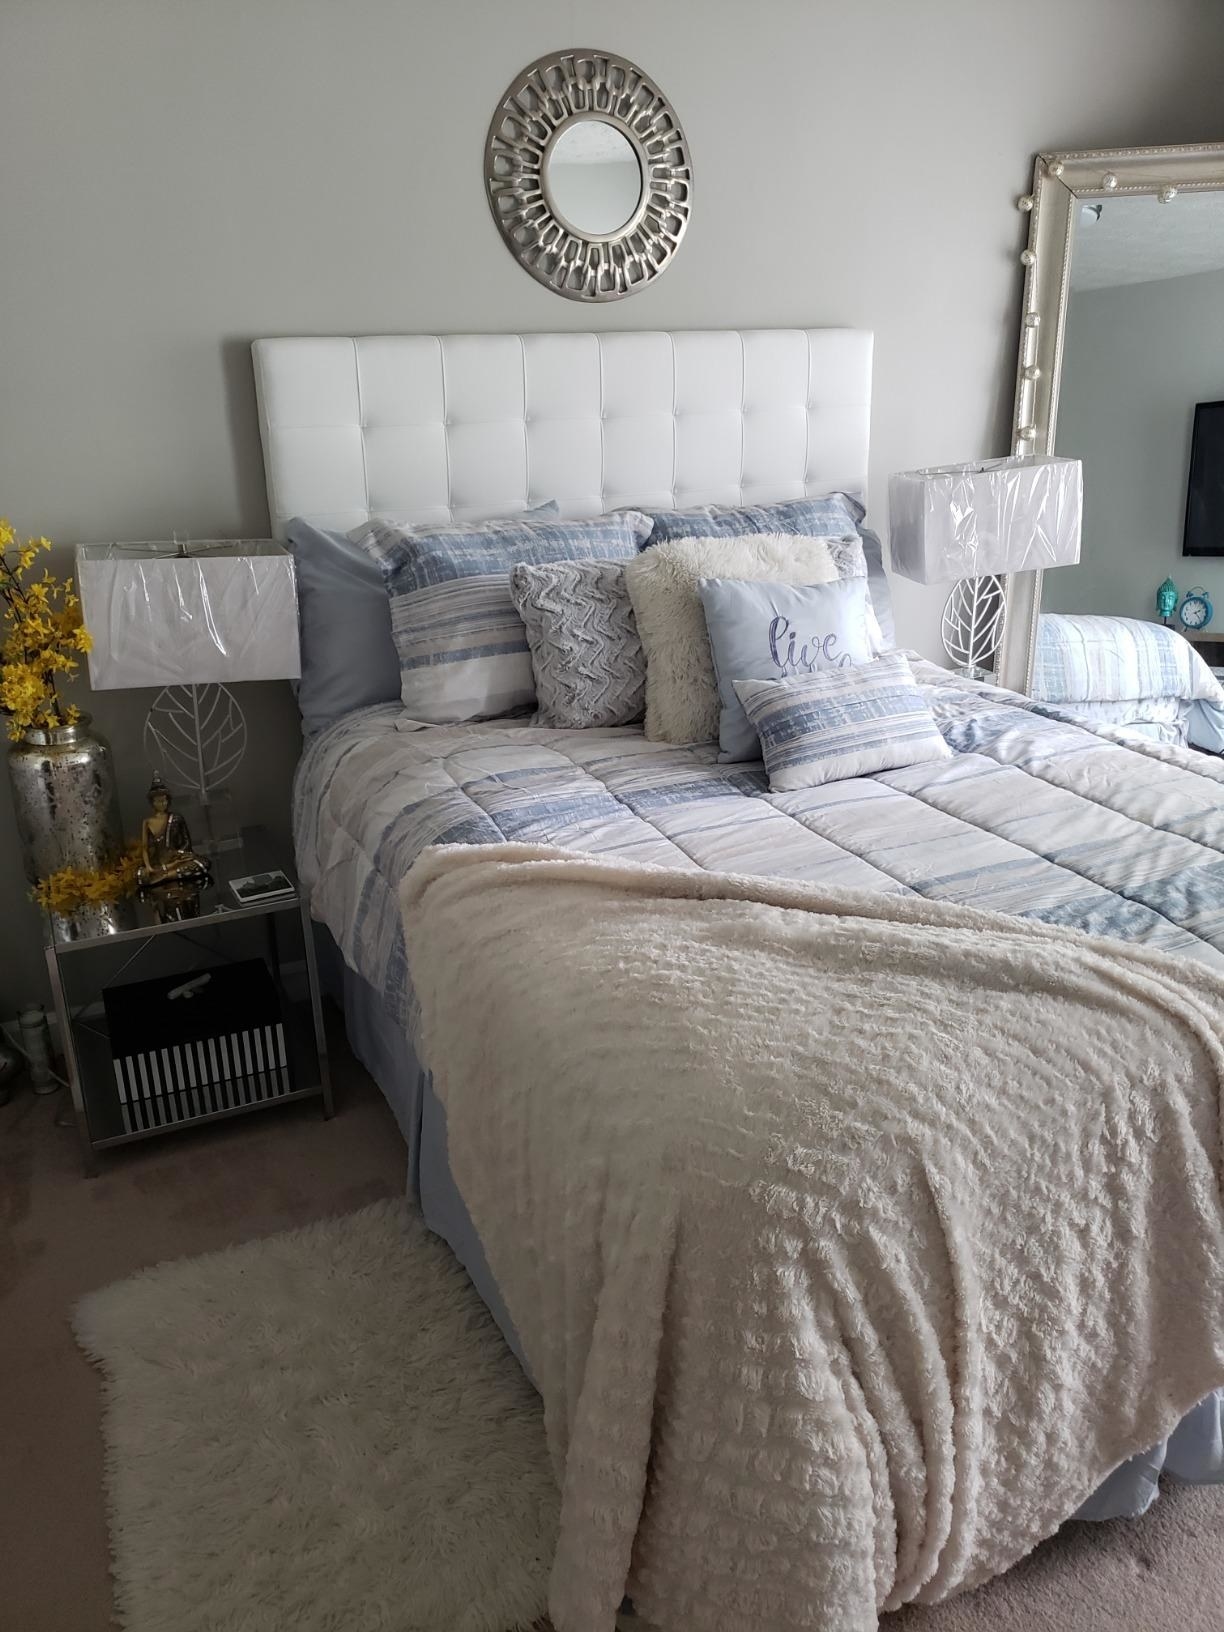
998 145 1224 753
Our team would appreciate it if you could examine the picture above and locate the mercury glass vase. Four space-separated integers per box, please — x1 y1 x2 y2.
47 898 139 944
6 715 124 886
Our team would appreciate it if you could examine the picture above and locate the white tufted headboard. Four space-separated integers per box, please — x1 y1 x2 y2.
252 330 872 538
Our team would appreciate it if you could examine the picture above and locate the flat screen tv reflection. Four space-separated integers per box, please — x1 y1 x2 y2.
1185 399 1224 557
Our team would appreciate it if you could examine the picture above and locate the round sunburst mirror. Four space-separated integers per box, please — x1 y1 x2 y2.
485 49 692 302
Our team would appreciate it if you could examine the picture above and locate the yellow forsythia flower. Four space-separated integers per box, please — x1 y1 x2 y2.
31 851 142 913
0 662 48 720
0 520 92 733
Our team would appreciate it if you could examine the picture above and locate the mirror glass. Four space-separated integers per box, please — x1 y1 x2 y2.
1043 190 1224 667
546 119 643 237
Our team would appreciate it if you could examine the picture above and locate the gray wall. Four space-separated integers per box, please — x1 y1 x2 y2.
1047 267 1224 619
2 0 1223 1008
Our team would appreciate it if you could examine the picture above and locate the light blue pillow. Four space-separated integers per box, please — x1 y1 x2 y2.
699 576 876 762
352 510 652 725
734 653 952 791
287 505 559 735
286 519 403 737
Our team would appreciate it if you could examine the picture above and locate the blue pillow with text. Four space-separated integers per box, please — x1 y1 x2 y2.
699 575 876 762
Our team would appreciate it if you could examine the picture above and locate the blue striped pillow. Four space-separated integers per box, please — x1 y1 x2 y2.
351 511 652 725
733 652 952 790
641 494 864 546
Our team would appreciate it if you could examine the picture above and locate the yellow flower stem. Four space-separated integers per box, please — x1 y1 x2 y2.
0 555 31 608
0 536 81 730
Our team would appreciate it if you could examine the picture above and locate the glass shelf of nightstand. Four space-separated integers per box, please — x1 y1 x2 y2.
42 827 299 955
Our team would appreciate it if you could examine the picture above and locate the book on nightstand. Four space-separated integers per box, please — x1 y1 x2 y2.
102 959 290 1134
229 869 296 906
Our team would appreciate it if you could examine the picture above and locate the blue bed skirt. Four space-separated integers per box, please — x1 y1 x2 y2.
316 929 1224 1525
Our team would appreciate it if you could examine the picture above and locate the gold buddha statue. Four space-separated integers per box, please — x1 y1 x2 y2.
137 775 211 889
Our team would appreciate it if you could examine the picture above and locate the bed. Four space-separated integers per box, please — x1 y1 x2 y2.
254 331 1224 1622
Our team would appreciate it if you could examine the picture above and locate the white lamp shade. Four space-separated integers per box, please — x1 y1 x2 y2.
888 456 1082 584
77 541 301 690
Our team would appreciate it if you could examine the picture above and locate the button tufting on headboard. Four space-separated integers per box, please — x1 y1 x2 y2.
251 330 872 538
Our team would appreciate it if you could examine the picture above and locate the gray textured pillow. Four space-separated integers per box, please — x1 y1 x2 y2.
510 559 645 729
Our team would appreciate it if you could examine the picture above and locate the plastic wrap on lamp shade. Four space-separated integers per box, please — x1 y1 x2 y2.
887 456 1082 585
76 541 302 690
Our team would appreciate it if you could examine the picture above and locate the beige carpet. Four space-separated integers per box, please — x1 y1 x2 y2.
884 1481 1224 1632
73 1192 1224 1632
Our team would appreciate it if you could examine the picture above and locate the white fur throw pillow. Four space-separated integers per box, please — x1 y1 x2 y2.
623 532 842 744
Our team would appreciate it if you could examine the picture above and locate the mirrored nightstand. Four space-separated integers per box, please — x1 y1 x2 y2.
43 828 333 1175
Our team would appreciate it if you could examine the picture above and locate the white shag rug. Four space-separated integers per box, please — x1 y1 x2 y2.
74 1198 559 1632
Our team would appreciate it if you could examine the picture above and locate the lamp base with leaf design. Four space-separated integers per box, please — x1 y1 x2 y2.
142 682 247 853
941 574 1007 680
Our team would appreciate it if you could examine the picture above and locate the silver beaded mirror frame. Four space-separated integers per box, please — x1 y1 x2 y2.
996 142 1224 693
485 49 693 302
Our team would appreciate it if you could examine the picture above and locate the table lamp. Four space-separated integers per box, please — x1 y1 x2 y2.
888 456 1082 678
76 540 301 850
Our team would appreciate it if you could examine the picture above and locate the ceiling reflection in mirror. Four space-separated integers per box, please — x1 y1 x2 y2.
546 119 644 238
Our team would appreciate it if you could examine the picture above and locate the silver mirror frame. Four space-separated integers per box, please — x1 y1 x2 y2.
996 142 1224 694
485 49 693 303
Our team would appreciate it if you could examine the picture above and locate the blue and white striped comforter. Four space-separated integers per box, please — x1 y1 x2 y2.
294 659 1224 1042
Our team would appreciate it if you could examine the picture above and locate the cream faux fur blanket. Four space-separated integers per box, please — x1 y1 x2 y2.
401 843 1224 1632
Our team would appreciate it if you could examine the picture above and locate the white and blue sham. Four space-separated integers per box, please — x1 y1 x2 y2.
641 493 862 542
1033 613 1224 752
699 576 876 761
288 503 560 735
351 509 651 725
734 652 952 790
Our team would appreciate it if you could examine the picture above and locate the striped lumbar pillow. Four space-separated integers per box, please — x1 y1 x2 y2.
733 651 952 790
351 510 651 726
